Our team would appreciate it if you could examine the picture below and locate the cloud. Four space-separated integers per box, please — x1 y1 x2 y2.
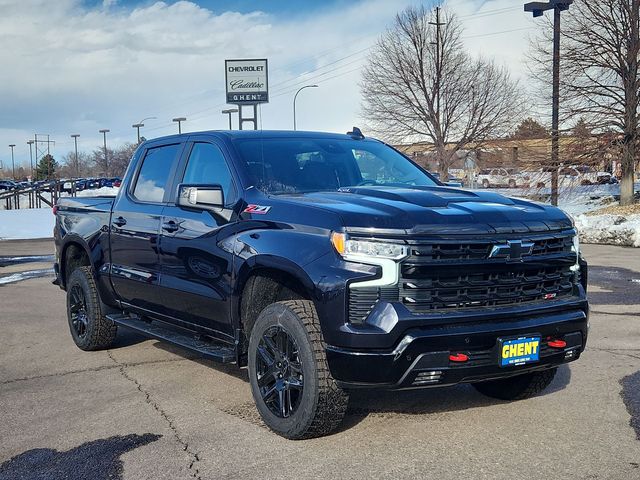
0 0 536 171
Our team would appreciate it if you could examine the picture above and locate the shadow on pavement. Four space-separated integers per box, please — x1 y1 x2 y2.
338 365 572 432
0 433 161 480
621 371 640 441
110 328 149 349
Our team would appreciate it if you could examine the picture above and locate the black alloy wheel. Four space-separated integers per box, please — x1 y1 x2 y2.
66 266 117 350
247 300 348 439
69 284 89 339
255 325 304 418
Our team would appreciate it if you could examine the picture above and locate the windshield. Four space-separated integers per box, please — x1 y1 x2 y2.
233 137 438 194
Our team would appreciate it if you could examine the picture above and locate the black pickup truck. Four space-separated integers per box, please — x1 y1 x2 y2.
54 129 589 439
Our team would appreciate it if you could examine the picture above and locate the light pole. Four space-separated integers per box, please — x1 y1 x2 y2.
132 116 156 143
221 108 238 130
99 129 110 175
525 0 573 206
293 85 319 131
71 134 80 177
27 140 34 180
172 117 186 134
8 144 16 180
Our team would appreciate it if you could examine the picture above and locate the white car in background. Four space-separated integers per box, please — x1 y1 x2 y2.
476 168 529 188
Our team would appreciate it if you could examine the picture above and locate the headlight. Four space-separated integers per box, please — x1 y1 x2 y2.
331 232 407 288
331 232 408 260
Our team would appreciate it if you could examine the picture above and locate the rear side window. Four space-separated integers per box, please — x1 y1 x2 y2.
133 144 180 202
182 143 235 203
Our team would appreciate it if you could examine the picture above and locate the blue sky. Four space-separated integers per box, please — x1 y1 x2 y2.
0 0 535 172
85 0 375 15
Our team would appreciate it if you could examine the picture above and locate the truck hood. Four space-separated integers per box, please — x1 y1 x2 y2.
274 186 573 234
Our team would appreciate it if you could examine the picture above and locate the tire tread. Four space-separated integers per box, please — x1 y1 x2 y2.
68 266 117 350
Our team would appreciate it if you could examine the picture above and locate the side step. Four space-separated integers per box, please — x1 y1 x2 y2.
107 314 236 363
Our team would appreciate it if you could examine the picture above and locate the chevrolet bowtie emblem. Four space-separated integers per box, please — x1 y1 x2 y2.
489 240 535 260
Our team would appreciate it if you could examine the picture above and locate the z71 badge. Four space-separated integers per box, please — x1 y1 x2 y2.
243 204 271 214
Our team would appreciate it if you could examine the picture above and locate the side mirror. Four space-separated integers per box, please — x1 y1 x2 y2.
177 184 224 210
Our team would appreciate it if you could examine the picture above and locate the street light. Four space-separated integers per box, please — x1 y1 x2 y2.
172 117 186 134
221 108 239 130
71 134 80 177
99 129 110 175
8 144 16 180
525 0 573 206
132 116 156 143
293 85 319 131
27 140 34 180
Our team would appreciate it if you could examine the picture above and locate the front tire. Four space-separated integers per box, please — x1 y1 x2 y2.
66 266 117 351
248 300 349 439
472 368 557 400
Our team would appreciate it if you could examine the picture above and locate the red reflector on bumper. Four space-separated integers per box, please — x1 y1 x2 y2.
548 339 567 348
449 353 469 362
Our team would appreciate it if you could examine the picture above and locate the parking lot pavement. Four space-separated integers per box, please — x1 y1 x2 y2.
1 242 639 480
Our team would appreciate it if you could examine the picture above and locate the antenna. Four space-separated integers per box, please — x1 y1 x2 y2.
347 127 364 139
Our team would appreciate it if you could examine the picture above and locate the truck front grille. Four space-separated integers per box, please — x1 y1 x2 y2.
399 264 574 312
347 231 578 324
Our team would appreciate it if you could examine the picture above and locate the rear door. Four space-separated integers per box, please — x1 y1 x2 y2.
157 136 240 338
109 140 184 312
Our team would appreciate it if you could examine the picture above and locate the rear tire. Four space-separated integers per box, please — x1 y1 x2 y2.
66 266 117 351
472 368 557 400
482 179 490 188
248 300 349 439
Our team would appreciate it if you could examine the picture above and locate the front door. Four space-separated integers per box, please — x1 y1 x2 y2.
109 141 183 313
157 139 240 338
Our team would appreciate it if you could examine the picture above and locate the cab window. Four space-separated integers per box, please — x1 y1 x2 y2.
132 143 181 203
182 143 235 204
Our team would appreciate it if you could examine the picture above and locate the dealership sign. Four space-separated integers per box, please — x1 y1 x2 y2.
225 59 269 104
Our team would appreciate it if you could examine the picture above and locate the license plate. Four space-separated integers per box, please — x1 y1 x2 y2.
499 336 541 367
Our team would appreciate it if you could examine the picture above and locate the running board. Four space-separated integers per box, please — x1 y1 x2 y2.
107 314 236 363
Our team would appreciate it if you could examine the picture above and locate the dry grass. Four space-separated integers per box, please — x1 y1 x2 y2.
587 203 640 216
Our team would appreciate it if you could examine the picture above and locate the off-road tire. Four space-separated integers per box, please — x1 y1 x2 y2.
248 300 349 439
66 266 117 350
473 367 557 401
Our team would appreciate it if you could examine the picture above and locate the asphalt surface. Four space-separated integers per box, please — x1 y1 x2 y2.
1 240 639 480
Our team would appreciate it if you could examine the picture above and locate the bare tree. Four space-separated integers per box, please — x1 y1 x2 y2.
529 0 639 205
60 151 92 178
361 5 523 179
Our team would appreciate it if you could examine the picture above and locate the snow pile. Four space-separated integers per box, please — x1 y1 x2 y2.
575 214 640 248
74 186 119 197
0 208 55 240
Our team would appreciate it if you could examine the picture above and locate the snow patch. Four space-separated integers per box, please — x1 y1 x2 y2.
0 208 55 240
575 214 640 248
75 186 119 197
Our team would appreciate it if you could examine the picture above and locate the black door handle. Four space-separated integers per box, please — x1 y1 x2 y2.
162 221 179 233
113 216 127 227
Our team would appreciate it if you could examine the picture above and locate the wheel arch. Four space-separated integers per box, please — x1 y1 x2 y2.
59 235 93 288
234 257 318 360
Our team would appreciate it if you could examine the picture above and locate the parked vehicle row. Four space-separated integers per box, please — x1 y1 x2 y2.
1 177 121 194
476 166 618 189
60 177 122 193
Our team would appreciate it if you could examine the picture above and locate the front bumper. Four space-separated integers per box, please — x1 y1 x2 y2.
326 305 587 389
